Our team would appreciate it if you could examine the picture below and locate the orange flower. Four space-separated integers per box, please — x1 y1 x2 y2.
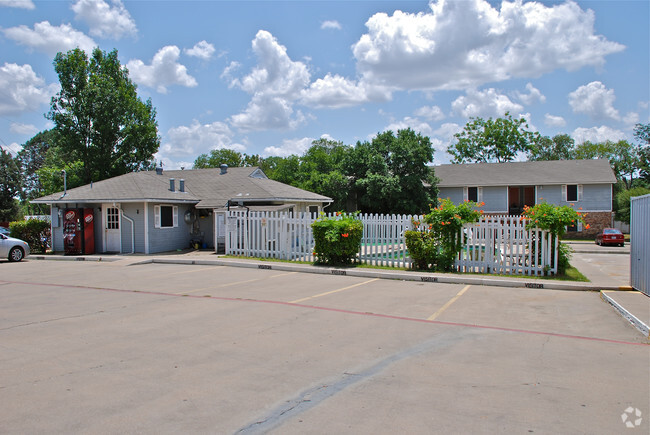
479 202 485 207
585 224 590 229
441 222 446 226
341 233 349 238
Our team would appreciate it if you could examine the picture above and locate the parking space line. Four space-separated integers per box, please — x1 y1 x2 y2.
427 285 471 321
290 278 379 303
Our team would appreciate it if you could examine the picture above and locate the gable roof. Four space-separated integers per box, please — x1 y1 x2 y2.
32 167 332 208
434 159 617 188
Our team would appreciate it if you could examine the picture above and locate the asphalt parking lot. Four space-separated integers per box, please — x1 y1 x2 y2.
1 260 648 434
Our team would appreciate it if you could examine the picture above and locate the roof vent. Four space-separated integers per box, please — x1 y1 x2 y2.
179 179 185 193
156 162 163 175
169 178 175 192
220 164 228 174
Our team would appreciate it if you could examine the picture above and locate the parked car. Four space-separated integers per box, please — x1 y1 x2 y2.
0 233 30 261
595 228 625 246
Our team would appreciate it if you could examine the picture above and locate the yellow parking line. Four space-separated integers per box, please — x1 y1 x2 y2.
290 278 379 304
427 285 471 321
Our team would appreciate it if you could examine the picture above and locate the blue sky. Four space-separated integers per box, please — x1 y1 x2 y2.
1 0 648 169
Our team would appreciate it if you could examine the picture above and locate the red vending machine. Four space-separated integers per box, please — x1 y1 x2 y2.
83 208 95 254
63 208 95 255
63 209 82 254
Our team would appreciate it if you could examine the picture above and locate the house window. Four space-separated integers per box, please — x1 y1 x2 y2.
309 205 319 216
464 186 482 203
563 184 583 202
154 205 178 228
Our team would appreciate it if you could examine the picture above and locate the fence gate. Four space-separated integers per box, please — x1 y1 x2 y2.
630 194 650 296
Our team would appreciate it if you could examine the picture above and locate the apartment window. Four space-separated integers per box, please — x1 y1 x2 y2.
563 184 583 202
154 205 178 228
464 186 482 203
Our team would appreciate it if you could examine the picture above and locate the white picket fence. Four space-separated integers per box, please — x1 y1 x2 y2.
225 211 558 276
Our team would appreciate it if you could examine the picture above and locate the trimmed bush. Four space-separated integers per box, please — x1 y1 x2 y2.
9 219 50 254
311 212 363 265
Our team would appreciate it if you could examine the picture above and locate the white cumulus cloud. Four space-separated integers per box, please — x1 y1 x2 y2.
160 120 242 160
264 137 314 157
228 30 311 130
572 125 626 144
544 114 566 127
2 21 96 56
0 63 58 116
515 83 546 105
352 0 624 91
10 122 38 135
72 0 137 40
185 40 215 60
569 81 620 120
0 0 35 9
127 46 198 93
321 20 342 30
300 74 392 108
451 88 523 118
414 105 445 121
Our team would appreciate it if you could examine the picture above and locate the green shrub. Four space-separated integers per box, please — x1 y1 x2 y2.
311 212 363 265
9 219 50 254
405 199 483 271
521 202 586 275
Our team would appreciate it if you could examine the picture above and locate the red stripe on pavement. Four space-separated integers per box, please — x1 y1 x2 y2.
3 280 647 347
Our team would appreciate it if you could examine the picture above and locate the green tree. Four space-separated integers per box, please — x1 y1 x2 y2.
449 112 542 163
47 48 160 184
0 149 21 221
528 134 575 161
194 149 245 168
574 140 638 189
634 123 650 183
615 186 650 223
16 130 59 207
345 128 437 214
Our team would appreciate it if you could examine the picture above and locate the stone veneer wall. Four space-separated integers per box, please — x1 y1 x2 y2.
575 211 613 239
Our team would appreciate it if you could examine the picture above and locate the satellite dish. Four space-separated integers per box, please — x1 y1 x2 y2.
184 210 197 224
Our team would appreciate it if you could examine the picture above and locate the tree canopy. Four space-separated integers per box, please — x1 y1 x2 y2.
0 149 21 221
448 112 542 163
47 48 160 184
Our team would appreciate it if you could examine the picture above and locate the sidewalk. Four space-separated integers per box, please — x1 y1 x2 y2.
29 249 649 338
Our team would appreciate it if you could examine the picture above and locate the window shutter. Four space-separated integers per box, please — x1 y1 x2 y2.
463 187 468 201
578 185 583 201
154 205 160 228
562 185 567 202
477 187 483 203
173 206 178 227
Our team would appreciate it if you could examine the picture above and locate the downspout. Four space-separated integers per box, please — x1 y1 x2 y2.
121 210 135 254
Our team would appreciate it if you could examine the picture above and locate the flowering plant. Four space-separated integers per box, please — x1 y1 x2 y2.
311 212 363 265
405 199 483 271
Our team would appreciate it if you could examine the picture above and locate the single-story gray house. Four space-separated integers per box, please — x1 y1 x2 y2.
434 159 617 237
32 165 332 254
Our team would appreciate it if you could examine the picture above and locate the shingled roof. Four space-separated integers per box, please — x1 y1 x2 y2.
32 167 332 208
434 159 616 188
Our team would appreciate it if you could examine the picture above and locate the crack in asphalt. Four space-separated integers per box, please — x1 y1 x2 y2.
0 311 106 331
235 329 472 434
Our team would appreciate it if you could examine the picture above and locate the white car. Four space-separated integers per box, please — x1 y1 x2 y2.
0 233 30 262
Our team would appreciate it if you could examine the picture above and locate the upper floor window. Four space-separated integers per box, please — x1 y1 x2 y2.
464 186 482 203
563 184 583 202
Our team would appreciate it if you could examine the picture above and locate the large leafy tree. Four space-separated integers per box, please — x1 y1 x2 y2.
528 134 575 161
47 48 160 184
574 140 639 189
345 128 437 214
16 129 59 204
634 123 650 183
449 112 542 163
0 149 21 221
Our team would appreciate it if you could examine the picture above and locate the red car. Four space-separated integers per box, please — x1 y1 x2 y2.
595 228 625 246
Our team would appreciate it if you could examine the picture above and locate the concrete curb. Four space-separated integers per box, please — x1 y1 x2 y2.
29 254 629 292
600 291 650 338
130 256 621 292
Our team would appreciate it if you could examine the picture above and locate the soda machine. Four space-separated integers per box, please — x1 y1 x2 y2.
63 208 95 255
